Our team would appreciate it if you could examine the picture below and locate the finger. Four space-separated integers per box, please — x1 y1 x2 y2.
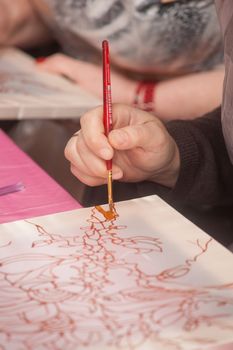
80 107 114 160
70 162 123 186
79 104 149 159
111 104 153 128
79 132 107 178
109 120 165 152
37 53 83 80
65 130 106 178
65 130 123 180
70 164 107 187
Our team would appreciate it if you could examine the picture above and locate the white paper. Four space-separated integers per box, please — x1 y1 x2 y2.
0 48 100 119
0 195 233 350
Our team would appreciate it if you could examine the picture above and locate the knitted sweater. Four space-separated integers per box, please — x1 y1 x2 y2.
34 0 222 76
167 108 233 207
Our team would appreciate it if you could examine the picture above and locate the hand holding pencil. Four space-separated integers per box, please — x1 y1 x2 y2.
65 48 180 193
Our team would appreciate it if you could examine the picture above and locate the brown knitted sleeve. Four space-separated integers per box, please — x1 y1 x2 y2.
166 107 233 207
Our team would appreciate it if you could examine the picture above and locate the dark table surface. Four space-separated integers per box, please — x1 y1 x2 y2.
2 119 233 248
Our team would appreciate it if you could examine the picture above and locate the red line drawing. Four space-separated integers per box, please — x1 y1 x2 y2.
0 241 11 249
0 207 232 350
156 238 212 281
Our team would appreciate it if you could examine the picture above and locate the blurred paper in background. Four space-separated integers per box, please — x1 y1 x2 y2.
0 48 100 120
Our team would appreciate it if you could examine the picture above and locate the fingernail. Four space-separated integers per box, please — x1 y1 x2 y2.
99 148 112 159
36 57 47 64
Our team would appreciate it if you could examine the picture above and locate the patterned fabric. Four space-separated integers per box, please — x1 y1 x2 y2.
36 0 223 76
216 0 233 163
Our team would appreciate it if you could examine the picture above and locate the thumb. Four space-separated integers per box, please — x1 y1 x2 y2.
109 121 159 151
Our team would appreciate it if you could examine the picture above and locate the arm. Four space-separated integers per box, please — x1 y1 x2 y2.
0 0 51 48
155 69 224 121
65 105 233 209
167 107 233 207
38 54 224 121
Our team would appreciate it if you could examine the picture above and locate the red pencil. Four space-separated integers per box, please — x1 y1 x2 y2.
102 40 113 211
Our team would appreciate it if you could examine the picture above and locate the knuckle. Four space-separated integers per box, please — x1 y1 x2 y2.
80 106 102 126
64 141 75 162
64 137 79 162
79 114 87 127
80 111 93 129
70 164 79 178
64 144 70 160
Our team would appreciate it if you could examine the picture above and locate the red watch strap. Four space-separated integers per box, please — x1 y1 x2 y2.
133 82 156 112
